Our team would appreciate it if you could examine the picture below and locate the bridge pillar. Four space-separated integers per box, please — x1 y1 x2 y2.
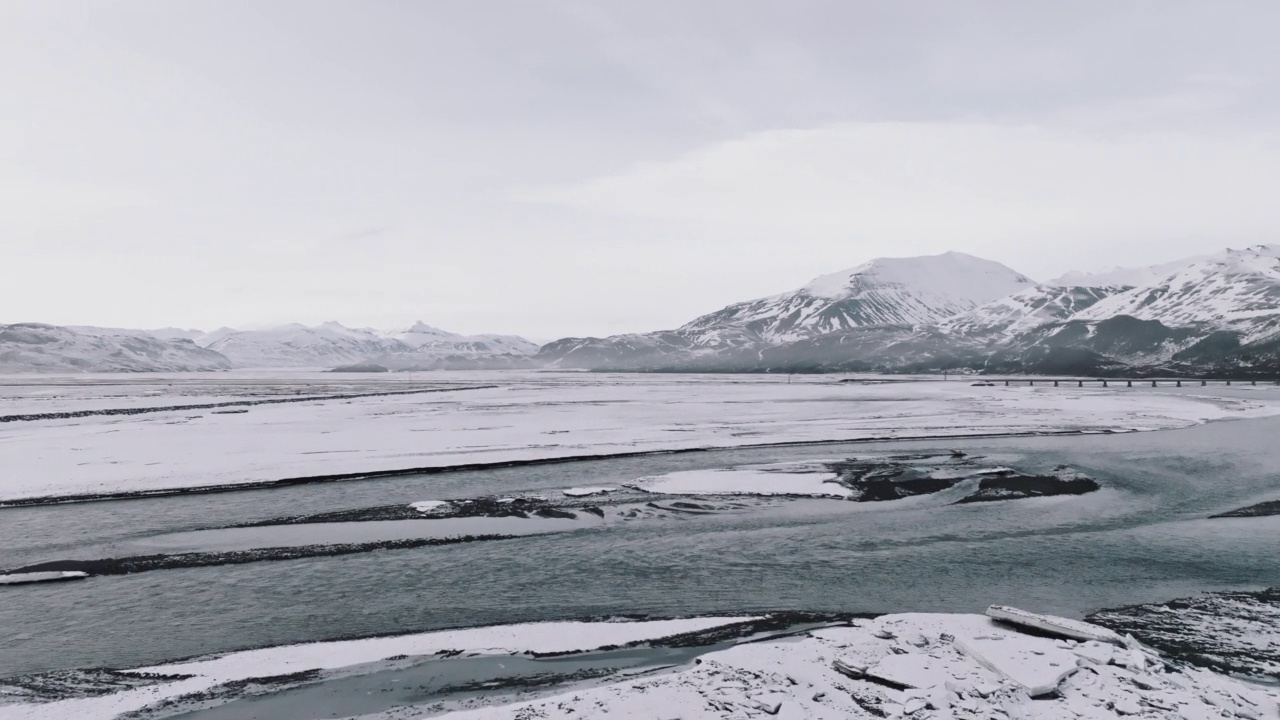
1005 380 1009 386
1152 380 1157 387
1201 380 1207 386
1102 380 1108 387
1078 380 1083 387
1176 380 1182 387
1054 380 1059 387
1252 380 1257 386
1227 380 1232 386
1127 380 1133 387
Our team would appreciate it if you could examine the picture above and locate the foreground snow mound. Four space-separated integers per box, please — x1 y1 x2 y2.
442 611 1279 720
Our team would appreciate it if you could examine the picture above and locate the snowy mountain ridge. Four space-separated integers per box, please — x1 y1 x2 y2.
1069 245 1280 343
10 246 1280 374
540 245 1280 374
200 321 539 368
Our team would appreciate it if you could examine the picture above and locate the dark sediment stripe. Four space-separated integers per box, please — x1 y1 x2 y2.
1210 499 1280 518
0 535 512 578
0 385 497 423
0 429 1086 509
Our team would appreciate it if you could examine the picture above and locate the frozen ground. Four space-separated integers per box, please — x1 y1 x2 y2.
2 372 1278 503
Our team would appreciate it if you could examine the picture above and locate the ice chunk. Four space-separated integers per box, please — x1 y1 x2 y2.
409 500 450 513
865 653 954 690
562 487 616 497
954 632 1080 697
987 605 1125 646
0 570 89 585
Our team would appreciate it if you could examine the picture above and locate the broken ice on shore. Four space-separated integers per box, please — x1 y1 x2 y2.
435 608 1279 720
5 605 1276 720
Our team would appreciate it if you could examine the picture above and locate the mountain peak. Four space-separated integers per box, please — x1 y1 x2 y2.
802 252 1033 300
405 320 450 334
674 252 1034 347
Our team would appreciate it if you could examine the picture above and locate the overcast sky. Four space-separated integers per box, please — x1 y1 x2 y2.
4 1 1280 338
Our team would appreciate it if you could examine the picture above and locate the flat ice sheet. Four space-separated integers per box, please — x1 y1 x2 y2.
3 371 1278 501
628 467 851 498
0 617 759 720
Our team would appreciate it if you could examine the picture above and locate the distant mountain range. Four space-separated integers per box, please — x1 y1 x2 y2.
6 246 1280 375
0 321 539 373
536 246 1280 377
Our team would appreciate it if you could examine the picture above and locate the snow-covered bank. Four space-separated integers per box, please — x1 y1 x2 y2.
2 373 1278 502
0 617 759 720
4 608 1274 720
438 609 1279 720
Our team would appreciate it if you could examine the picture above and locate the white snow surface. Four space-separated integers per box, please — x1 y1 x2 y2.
628 466 851 498
801 251 1033 304
431 612 1280 720
0 617 758 720
3 372 1279 501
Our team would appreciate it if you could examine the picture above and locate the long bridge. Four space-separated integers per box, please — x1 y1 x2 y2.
984 379 1279 388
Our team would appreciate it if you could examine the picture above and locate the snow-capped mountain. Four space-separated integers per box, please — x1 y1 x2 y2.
0 323 232 373
677 252 1034 347
197 321 540 369
362 321 540 370
1070 245 1280 343
200 322 407 368
386 321 539 356
539 252 1033 367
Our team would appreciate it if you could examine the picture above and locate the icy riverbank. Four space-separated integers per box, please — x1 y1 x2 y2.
3 373 1278 503
2 606 1274 720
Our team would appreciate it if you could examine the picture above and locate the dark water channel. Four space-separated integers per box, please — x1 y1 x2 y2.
2 417 1279 678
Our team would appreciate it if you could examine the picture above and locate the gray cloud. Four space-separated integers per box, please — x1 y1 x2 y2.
2 1 1278 337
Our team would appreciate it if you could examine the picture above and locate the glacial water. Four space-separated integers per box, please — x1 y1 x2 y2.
2 415 1279 678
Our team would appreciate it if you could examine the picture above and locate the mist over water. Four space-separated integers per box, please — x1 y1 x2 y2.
2 416 1279 678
